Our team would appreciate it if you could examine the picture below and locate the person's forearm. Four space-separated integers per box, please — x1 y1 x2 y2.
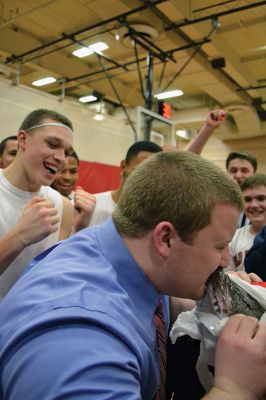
203 388 236 400
203 387 256 400
185 124 215 155
203 380 257 400
170 297 195 323
59 196 74 239
0 229 26 274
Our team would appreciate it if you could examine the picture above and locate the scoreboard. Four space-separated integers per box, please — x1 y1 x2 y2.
158 101 172 120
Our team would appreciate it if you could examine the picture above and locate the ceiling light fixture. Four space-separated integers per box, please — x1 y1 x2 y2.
72 42 109 58
250 45 266 52
79 95 97 103
155 90 183 100
32 77 56 86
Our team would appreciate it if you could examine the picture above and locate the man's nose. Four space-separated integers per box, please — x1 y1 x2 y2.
234 170 243 178
62 171 71 181
54 149 66 162
249 198 260 207
219 247 230 268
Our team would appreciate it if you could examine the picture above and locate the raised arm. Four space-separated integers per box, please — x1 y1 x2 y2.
59 195 74 239
186 109 227 155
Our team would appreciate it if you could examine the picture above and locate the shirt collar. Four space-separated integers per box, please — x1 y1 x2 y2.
96 218 162 318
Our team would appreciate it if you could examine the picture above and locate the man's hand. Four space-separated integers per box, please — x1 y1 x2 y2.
73 186 96 232
206 109 227 128
14 196 59 246
228 270 262 283
211 314 266 400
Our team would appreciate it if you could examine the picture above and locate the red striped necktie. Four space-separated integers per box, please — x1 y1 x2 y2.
153 298 166 400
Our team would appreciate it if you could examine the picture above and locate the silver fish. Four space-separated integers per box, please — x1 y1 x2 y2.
197 267 265 320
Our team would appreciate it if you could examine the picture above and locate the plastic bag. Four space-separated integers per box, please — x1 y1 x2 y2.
170 276 266 391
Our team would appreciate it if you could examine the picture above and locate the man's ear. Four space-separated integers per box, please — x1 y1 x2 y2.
120 159 128 180
17 130 27 150
120 159 126 169
153 222 178 257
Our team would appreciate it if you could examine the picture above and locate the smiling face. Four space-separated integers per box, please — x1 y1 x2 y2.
243 185 266 231
18 119 73 191
0 139 18 168
227 158 255 185
164 204 239 300
52 155 78 197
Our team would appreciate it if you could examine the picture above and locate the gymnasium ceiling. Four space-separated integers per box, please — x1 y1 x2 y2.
0 0 266 140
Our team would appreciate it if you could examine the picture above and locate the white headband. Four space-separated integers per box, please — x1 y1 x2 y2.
25 122 73 137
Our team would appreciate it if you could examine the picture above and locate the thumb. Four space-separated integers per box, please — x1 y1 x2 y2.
25 196 45 208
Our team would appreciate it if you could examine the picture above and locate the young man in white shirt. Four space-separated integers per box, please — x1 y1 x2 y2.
0 108 92 298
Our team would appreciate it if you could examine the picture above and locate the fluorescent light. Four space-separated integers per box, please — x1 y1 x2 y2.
250 45 266 52
79 95 97 103
155 90 183 100
73 42 109 58
32 77 56 86
89 42 108 52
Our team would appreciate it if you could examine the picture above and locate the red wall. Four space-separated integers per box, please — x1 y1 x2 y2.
77 160 120 194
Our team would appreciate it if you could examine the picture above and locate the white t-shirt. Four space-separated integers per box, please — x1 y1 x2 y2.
0 170 63 298
237 211 250 228
225 224 255 272
89 191 116 226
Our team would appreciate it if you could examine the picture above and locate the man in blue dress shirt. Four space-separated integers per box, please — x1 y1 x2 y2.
0 151 265 400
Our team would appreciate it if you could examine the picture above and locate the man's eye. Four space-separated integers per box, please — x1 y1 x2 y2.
257 196 266 202
244 196 266 202
48 142 57 148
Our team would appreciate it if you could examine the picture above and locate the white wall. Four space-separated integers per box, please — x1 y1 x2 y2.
0 78 134 165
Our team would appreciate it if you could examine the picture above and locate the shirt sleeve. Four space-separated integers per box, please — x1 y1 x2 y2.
1 321 143 400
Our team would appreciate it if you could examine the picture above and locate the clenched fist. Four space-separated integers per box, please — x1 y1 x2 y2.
15 196 60 246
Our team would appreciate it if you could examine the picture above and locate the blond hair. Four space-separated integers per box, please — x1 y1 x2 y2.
113 151 243 243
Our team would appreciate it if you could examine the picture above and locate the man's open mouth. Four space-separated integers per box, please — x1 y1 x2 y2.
44 162 58 175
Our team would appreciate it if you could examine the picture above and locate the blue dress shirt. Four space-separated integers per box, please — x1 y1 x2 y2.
0 219 169 399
